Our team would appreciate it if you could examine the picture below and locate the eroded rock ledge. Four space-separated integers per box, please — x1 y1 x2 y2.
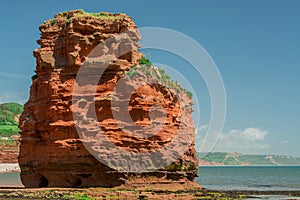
19 10 198 188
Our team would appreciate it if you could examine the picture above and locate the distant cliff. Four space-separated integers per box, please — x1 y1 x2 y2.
198 152 300 166
0 103 22 163
0 103 23 126
0 102 23 138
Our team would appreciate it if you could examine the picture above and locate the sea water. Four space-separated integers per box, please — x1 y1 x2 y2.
196 166 300 191
0 172 23 187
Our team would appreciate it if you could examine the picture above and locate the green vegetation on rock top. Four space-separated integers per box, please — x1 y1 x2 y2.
53 9 122 23
46 10 124 29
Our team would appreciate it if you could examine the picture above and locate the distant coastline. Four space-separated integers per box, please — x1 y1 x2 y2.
198 152 300 166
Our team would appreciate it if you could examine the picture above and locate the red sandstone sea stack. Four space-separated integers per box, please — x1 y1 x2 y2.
18 10 198 188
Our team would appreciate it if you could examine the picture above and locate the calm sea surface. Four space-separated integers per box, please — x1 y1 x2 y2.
0 172 23 187
0 166 300 191
196 166 300 191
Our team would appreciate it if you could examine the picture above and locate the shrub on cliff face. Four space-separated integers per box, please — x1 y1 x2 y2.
138 56 153 66
125 57 193 98
185 90 193 98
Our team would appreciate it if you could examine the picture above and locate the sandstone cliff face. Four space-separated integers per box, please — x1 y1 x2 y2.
19 10 198 188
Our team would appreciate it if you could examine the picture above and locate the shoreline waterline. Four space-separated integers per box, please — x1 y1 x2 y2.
1 163 300 173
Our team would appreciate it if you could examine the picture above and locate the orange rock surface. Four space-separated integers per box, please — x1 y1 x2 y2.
19 10 198 188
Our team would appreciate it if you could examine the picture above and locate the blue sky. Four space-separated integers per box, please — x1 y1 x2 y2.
0 1 299 156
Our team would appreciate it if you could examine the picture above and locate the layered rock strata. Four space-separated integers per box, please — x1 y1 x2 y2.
19 10 198 187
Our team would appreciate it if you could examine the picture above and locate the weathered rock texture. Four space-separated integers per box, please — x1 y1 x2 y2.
19 10 198 188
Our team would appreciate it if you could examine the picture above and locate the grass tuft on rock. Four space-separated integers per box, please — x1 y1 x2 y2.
49 9 122 27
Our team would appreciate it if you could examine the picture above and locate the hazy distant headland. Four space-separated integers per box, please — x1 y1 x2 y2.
198 152 300 166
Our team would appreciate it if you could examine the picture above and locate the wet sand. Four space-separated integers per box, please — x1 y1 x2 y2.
0 163 20 173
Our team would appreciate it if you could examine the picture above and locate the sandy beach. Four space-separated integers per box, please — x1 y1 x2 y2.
0 163 20 173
